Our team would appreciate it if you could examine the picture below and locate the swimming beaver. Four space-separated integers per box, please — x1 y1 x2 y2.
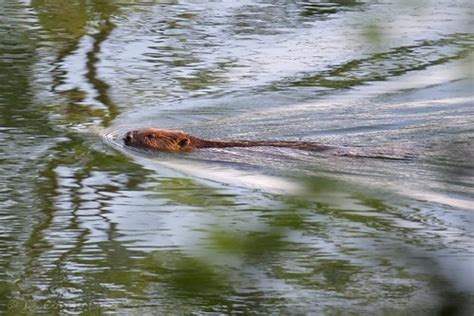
123 128 333 153
123 128 413 160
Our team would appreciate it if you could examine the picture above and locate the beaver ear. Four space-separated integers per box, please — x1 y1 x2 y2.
178 138 190 150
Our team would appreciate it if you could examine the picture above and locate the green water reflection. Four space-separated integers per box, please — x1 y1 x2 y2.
286 34 473 90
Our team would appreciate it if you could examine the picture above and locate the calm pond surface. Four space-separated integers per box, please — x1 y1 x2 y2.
1 0 473 314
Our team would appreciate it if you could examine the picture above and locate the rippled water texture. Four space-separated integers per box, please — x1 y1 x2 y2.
0 0 473 314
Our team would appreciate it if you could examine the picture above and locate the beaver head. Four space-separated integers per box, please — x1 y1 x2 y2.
123 128 193 152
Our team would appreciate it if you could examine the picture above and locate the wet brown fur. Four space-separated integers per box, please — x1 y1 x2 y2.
123 128 332 153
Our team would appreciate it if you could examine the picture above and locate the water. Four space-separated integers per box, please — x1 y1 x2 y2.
1 0 473 314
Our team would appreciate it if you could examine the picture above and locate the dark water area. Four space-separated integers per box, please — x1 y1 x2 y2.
0 0 473 314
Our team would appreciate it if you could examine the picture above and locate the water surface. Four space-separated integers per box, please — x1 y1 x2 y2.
0 0 473 314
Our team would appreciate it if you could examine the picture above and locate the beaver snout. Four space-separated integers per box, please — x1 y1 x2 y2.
123 131 135 145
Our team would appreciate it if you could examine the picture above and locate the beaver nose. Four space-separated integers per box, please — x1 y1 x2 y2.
123 131 134 144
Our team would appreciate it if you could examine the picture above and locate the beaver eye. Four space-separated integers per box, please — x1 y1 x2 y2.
147 134 155 139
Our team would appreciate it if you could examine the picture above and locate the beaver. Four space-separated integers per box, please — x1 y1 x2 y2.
123 128 333 153
123 128 414 160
